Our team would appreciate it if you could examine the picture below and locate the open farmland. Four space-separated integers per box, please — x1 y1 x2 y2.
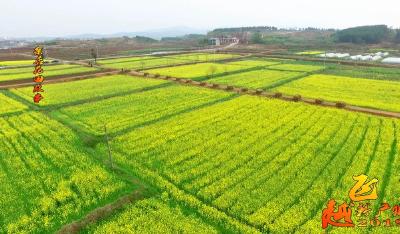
11 74 169 107
0 64 99 82
321 64 400 81
32 81 235 135
98 57 189 70
85 198 220 233
97 53 240 70
0 60 39 67
207 69 305 89
96 56 155 64
93 95 400 233
0 111 133 233
1 53 400 234
164 52 239 62
0 92 27 114
274 74 400 112
145 62 253 80
267 63 325 72
223 58 281 67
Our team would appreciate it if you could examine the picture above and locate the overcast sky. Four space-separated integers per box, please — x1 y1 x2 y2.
2 0 400 38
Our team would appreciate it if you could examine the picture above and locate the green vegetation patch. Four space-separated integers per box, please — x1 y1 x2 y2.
165 53 239 62
274 74 400 112
146 62 250 79
0 111 132 233
0 64 99 82
52 85 234 135
295 51 324 55
0 92 27 114
96 94 400 233
12 75 168 107
208 69 304 89
85 197 219 233
268 63 326 72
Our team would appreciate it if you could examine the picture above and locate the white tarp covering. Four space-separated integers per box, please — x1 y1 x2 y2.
381 57 400 64
320 51 389 62
319 53 350 58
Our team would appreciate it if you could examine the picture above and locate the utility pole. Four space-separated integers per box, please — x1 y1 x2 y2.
104 124 113 170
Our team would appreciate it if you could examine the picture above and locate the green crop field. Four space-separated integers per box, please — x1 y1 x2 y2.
145 62 251 79
0 92 27 114
49 84 234 135
0 64 99 82
93 95 400 233
164 52 239 62
274 74 400 112
295 50 325 55
222 59 281 67
0 60 36 67
85 197 219 233
98 57 188 70
12 75 168 107
2 53 400 234
0 111 132 233
207 69 304 89
268 63 326 72
322 64 400 81
96 56 155 65
97 53 240 70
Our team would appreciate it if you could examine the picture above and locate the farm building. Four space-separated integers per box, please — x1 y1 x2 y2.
209 37 239 46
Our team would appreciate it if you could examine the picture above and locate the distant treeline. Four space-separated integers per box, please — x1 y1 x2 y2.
335 25 400 44
209 26 335 35
211 26 278 34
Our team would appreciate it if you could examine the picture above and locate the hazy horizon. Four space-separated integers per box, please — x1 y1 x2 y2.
2 0 400 38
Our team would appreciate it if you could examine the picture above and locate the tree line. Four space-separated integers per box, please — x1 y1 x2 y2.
335 25 400 44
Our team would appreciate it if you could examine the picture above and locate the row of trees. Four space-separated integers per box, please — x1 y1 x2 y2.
396 29 400 43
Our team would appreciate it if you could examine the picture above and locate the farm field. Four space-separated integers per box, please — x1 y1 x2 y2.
274 74 400 112
98 53 240 70
11 74 169 107
164 52 239 62
0 64 99 82
0 92 27 114
48 84 235 135
0 60 40 67
145 62 252 80
0 111 133 233
96 56 155 64
207 68 305 89
1 52 400 233
221 58 281 67
322 64 400 81
295 51 325 55
85 197 220 233
98 57 188 70
267 63 325 72
93 95 400 233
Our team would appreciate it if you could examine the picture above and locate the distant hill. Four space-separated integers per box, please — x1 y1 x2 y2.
334 25 391 44
11 26 208 42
